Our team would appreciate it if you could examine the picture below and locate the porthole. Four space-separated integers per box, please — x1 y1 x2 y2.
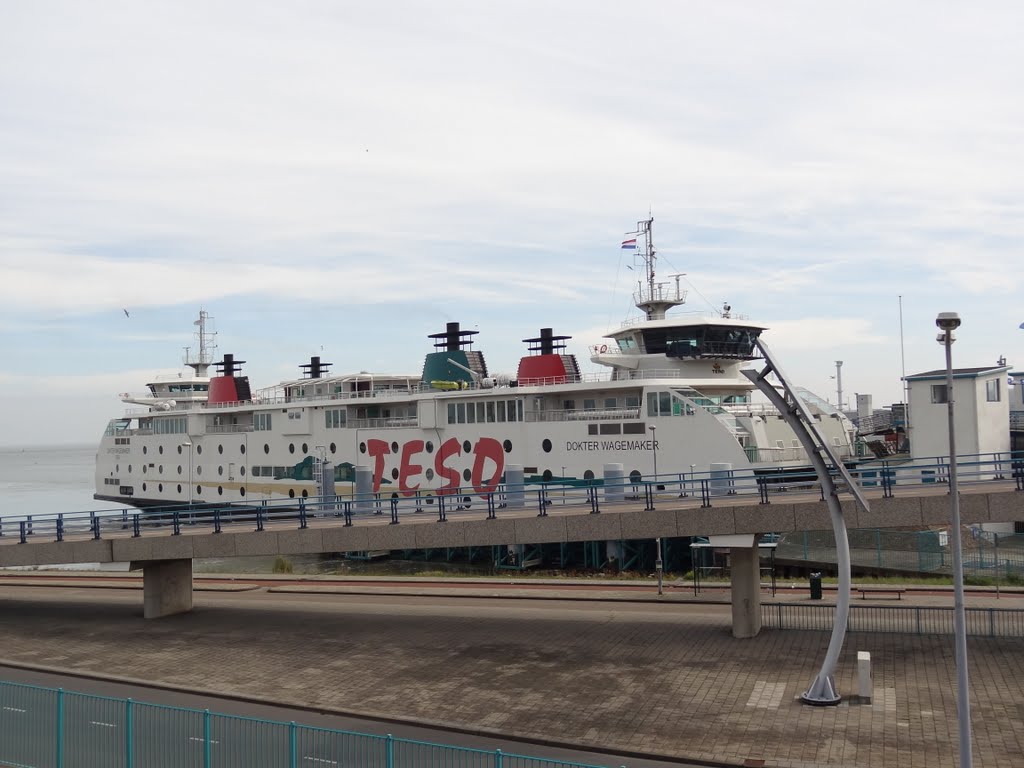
240 466 246 476
158 483 163 492
159 465 163 474
359 442 367 454
330 442 336 454
391 441 399 453
196 445 203 455
142 482 147 491
391 468 400 480
289 489 295 498
503 440 512 453
196 466 202 476
463 468 472 482
218 444 223 454
240 444 246 455
218 466 223 476
143 446 148 455
142 465 147 474
196 485 202 495
301 489 308 498
159 445 164 455
425 440 434 453
584 469 595 480
239 488 246 497
289 443 295 454
542 439 552 453
177 484 182 493
116 464 120 473
177 445 183 455
542 469 553 481
425 468 435 480
177 465 182 475
264 444 270 454
462 440 472 454
218 486 223 496
301 443 308 454
128 465 132 473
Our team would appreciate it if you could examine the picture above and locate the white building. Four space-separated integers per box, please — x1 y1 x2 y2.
904 364 1011 462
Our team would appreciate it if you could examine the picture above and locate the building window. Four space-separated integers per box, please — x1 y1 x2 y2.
931 384 948 404
986 379 1001 402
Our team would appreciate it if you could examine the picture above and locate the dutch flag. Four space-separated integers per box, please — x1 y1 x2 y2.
621 238 637 249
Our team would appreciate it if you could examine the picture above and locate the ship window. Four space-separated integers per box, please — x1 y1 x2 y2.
255 412 272 431
583 399 596 411
477 403 486 423
588 425 598 435
647 393 657 417
448 403 457 424
456 403 466 424
604 397 617 409
517 400 524 422
508 400 517 422
497 401 506 422
563 399 576 411
986 379 1001 402
625 395 640 409
623 423 646 435
486 401 495 422
466 403 475 424
791 439 800 448
599 423 621 435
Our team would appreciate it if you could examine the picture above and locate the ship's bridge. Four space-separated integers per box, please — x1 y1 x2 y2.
605 316 768 361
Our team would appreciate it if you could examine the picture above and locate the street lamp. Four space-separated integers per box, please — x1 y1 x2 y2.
181 441 193 510
648 425 658 482
937 311 973 768
649 425 663 595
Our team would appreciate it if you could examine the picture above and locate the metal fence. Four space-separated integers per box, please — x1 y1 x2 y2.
777 529 1024 578
761 602 1024 638
0 681 614 768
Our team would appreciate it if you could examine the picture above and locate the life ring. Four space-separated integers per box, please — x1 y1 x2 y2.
599 344 608 353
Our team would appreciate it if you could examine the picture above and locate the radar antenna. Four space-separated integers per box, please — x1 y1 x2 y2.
630 217 687 320
183 309 217 377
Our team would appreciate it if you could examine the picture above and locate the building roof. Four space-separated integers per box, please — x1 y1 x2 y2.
904 365 1010 382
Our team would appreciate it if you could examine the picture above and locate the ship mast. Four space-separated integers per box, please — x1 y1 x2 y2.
183 309 217 377
631 217 686 320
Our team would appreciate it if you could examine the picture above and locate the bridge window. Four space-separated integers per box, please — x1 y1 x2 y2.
986 379 1001 402
497 401 506 422
466 402 476 424
254 412 273 431
931 385 948 404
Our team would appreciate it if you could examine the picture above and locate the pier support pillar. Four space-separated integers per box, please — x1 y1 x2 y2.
709 534 761 638
133 559 193 619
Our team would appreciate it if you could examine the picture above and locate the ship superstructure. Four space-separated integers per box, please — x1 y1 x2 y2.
95 221 856 508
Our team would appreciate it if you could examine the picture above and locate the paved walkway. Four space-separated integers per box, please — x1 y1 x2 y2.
0 575 1021 767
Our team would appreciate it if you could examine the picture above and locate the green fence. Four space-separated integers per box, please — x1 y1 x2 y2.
0 681 613 768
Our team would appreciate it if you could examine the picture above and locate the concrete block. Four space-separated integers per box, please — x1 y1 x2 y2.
321 526 370 553
838 498 861 530
112 537 155 562
21 541 68 567
730 546 761 639
619 509 677 540
734 503 795 535
234 532 282 557
461 519 516 547
512 515 569 545
959 493 991 525
365 524 418 551
191 533 239 559
70 539 114 564
143 559 193 619
277 529 325 556
415 521 465 549
920 494 954 527
856 496 918 529
562 513 622 544
0 544 43 567
675 507 736 537
987 490 1024 524
793 500 838 532
148 535 196 561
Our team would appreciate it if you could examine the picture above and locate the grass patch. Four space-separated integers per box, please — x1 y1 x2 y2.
272 556 294 574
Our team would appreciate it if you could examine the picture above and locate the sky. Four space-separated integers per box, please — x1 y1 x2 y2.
2 1 1023 447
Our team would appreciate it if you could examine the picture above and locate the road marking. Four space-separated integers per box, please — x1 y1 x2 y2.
188 737 220 745
3 706 27 713
90 721 117 728
746 681 786 709
303 757 339 765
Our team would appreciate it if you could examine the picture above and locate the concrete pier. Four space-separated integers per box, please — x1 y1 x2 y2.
136 559 193 619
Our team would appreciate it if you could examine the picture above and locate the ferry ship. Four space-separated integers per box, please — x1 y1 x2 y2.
94 218 857 508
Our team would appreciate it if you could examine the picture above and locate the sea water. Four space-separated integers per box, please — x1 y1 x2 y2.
0 444 111 518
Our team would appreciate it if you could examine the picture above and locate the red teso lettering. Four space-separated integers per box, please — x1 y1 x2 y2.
399 439 425 496
471 437 505 497
434 438 462 495
365 439 391 493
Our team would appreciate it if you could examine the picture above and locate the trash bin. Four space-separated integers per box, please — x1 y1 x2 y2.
809 572 823 600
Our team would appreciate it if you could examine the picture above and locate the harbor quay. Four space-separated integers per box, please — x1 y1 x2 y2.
0 579 1020 767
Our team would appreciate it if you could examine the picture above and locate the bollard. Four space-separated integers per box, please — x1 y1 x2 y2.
57 515 64 542
132 514 140 537
214 508 222 534
437 494 447 522
19 520 26 544
390 497 399 525
256 506 265 532
172 509 181 536
857 651 873 703
343 502 352 527
486 493 496 520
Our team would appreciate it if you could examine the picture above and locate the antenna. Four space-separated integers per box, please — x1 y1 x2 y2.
184 309 217 377
630 216 686 320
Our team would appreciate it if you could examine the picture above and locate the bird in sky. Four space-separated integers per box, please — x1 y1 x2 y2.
123 309 130 318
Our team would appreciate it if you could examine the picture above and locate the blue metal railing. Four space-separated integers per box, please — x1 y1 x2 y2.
0 680 614 768
3 450 1023 548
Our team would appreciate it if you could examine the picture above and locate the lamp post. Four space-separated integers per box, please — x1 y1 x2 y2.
649 425 663 594
937 311 973 768
181 441 193 510
648 425 658 482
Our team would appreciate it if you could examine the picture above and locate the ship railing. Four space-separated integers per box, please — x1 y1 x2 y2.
1011 411 1024 430
348 417 419 429
207 424 255 434
721 403 782 417
527 407 642 423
